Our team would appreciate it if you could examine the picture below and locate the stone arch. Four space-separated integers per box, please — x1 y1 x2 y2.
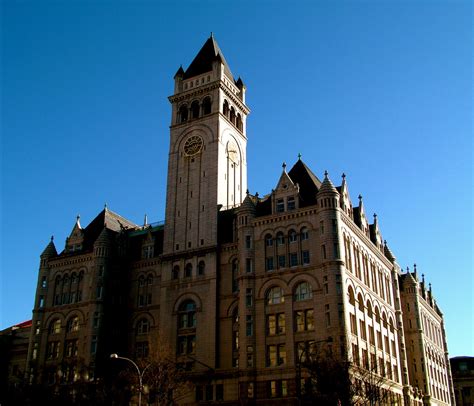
173 292 202 313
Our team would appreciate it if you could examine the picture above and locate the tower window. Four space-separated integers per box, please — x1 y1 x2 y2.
223 100 229 117
203 97 211 115
198 261 205 276
287 196 296 211
178 105 188 123
185 263 192 277
276 199 284 213
191 100 200 119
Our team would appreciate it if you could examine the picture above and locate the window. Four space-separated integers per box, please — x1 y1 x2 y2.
287 196 295 211
246 288 253 307
300 227 309 240
289 252 298 267
67 316 79 333
185 263 192 277
276 232 284 245
202 97 211 115
267 344 286 366
321 244 327 259
332 219 338 233
294 282 312 301
278 254 286 268
267 313 285 335
302 250 310 264
245 258 253 273
266 256 274 271
50 319 61 335
137 318 150 334
198 261 205 276
172 265 179 279
289 229 297 243
177 300 197 355
276 199 284 213
41 276 47 288
265 234 273 246
267 286 284 305
179 104 188 123
232 259 239 293
47 341 60 359
191 100 200 119
320 220 325 234
245 235 252 249
295 309 314 332
136 341 149 358
65 339 78 357
246 315 253 336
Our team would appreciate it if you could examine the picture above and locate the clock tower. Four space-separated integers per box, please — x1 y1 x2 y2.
163 35 250 255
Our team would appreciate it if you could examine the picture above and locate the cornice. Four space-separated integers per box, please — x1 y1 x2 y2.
49 255 93 268
253 208 318 227
340 212 392 269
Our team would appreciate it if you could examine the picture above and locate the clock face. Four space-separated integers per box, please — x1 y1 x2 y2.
183 135 203 156
227 141 239 165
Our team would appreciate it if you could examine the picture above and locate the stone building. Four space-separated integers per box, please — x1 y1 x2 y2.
450 356 474 406
24 35 455 405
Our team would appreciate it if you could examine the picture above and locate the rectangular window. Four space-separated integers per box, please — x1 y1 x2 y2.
302 250 310 264
278 255 286 268
277 313 286 334
267 314 276 335
350 314 357 335
91 336 97 354
266 256 274 271
276 199 284 213
287 196 295 211
246 258 252 273
270 380 277 397
320 220 325 234
289 252 298 267
216 384 224 401
246 315 253 336
268 345 277 367
295 310 314 331
39 296 44 308
245 235 252 249
332 219 337 233
333 242 339 259
41 276 47 288
246 288 253 307
247 382 254 398
321 245 327 259
278 344 286 365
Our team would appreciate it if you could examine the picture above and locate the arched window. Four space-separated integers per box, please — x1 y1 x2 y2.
177 300 197 355
198 261 205 276
267 286 284 305
375 307 381 324
366 301 373 318
67 316 79 333
49 319 61 335
276 232 284 246
264 234 273 247
230 107 236 124
191 100 200 119
139 275 145 287
358 293 364 312
172 265 180 280
294 282 312 301
202 97 211 115
185 263 193 278
289 229 297 243
223 100 229 117
389 317 395 333
348 286 355 305
300 227 309 240
236 113 242 130
147 274 153 285
137 318 150 334
179 104 188 123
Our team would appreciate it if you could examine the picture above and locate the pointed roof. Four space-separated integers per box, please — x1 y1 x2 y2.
288 159 322 207
384 240 396 262
318 171 338 195
240 193 256 212
41 237 58 258
183 35 234 80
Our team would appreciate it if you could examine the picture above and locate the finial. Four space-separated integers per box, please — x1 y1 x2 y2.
429 282 432 291
51 235 54 242
255 192 259 198
342 173 346 180
406 266 409 272
413 263 417 275
210 32 214 38
358 194 363 201
246 189 249 196
144 214 148 226
298 153 302 160
324 170 328 178
373 213 377 219
104 203 108 210
422 273 425 283
282 162 287 170
76 214 80 221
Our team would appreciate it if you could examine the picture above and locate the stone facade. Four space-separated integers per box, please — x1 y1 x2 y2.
20 35 455 405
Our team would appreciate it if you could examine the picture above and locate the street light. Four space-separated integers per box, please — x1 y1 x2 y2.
296 337 333 405
110 353 151 406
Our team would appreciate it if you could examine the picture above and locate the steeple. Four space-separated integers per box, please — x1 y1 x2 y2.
41 236 58 259
183 34 234 80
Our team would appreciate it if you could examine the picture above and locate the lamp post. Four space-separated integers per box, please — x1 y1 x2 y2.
110 353 151 406
296 337 333 405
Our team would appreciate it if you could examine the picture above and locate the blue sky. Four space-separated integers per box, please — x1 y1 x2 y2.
1 0 472 356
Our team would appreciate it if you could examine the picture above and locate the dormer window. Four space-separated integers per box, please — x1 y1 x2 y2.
276 199 284 213
287 196 295 211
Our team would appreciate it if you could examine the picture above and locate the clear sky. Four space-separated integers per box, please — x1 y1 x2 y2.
1 0 472 357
